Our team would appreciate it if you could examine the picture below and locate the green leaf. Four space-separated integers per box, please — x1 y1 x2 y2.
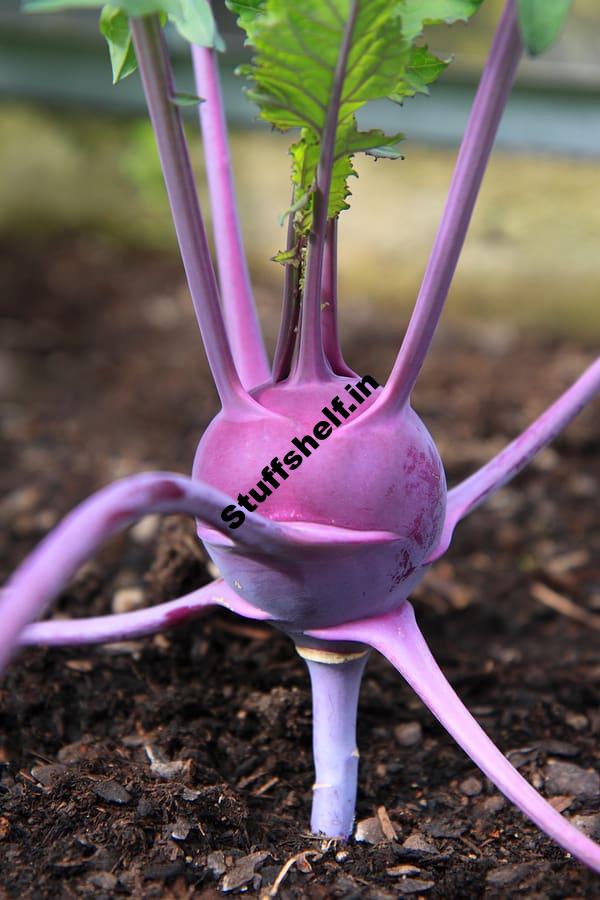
244 1 412 136
169 0 225 51
337 123 404 159
171 91 205 105
233 0 476 249
401 0 484 41
365 145 404 160
100 5 137 83
289 132 318 235
279 188 311 226
271 246 301 266
239 0 411 232
226 0 265 33
391 46 449 100
328 153 356 219
516 0 572 55
289 129 358 233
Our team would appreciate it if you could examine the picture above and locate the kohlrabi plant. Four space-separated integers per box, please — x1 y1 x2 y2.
4 0 599 873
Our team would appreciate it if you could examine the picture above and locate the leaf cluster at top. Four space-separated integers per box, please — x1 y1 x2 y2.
228 0 483 234
24 0 577 233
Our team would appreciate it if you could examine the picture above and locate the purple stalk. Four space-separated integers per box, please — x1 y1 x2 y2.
428 356 600 562
310 603 600 871
20 585 218 646
0 471 293 674
372 0 522 415
191 41 270 390
130 16 253 413
19 580 268 647
291 1 359 383
272 206 302 381
302 650 368 838
322 219 356 377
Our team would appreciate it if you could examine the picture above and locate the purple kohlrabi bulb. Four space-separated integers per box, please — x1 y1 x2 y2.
193 375 446 629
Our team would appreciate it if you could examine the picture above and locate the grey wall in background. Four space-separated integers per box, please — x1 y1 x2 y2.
1 0 600 155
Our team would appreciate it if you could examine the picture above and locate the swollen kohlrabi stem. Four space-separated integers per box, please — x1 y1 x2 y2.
130 16 253 414
272 205 303 381
322 218 355 377
373 0 522 415
310 603 600 871
191 40 270 390
428 356 600 562
300 647 368 838
291 0 359 383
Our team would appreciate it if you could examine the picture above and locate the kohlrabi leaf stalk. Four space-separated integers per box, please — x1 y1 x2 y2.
372 0 523 415
321 219 355 377
191 30 270 389
271 198 305 381
429 356 600 563
6 0 600 875
129 14 254 413
292 0 360 382
310 603 600 870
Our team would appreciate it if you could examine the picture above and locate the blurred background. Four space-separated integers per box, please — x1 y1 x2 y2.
1 0 599 336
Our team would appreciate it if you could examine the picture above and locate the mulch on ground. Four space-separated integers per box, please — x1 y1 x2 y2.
0 236 598 898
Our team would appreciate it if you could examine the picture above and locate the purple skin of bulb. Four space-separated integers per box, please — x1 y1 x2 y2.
193 380 446 629
3 0 600 872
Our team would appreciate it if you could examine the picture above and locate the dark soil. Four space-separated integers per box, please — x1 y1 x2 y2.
0 236 599 898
